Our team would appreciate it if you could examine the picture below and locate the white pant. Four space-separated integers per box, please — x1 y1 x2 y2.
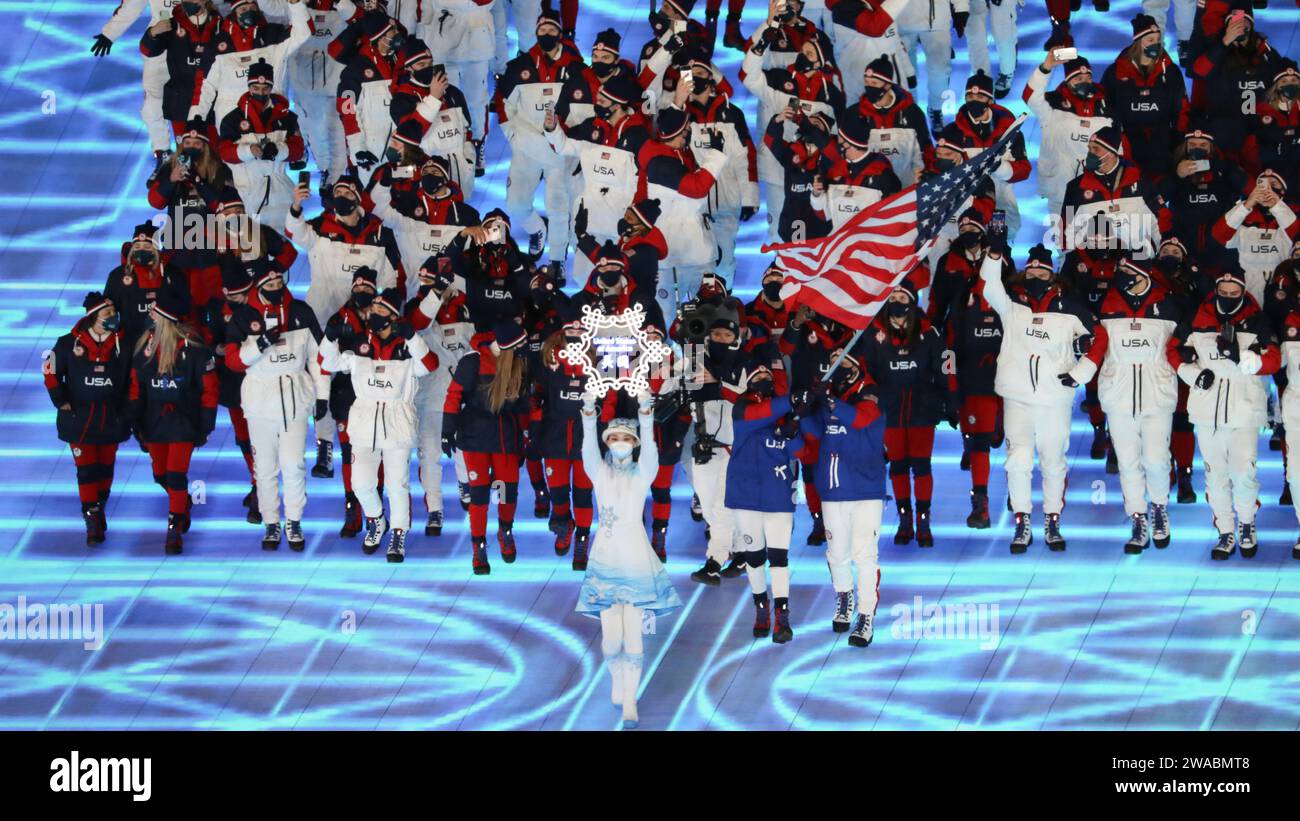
294 88 349 181
763 180 784 243
967 0 1019 81
901 26 952 114
712 208 740 279
692 451 735 564
416 407 468 512
1197 426 1260 534
1286 424 1300 526
248 413 309 524
505 135 573 263
1003 399 1072 515
1143 0 1197 41
734 509 793 598
142 54 171 152
822 499 883 615
352 445 413 530
1107 411 1172 516
447 61 491 151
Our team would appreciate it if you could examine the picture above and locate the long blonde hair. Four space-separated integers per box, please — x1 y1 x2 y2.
136 314 203 376
485 347 525 413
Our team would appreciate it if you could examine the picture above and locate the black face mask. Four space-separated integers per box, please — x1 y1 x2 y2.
1084 152 1104 172
762 281 783 300
936 157 958 172
887 301 911 318
598 268 622 287
333 198 357 217
793 54 818 73
592 61 616 79
691 76 710 95
617 218 637 237
352 290 375 308
1215 294 1243 316
1022 276 1051 299
748 378 774 399
131 249 156 266
421 174 445 194
1187 147 1209 161
181 1 202 14
966 101 988 118
100 314 121 332
956 231 984 249
1155 255 1181 272
368 313 392 333
1114 273 1141 294
536 34 560 53
593 104 613 120
1282 85 1300 101
387 33 407 53
384 146 403 165
1142 44 1162 59
412 66 434 85
260 286 282 304
829 369 857 396
862 85 887 104
236 10 262 27
706 340 735 363
1071 82 1094 98
181 147 203 161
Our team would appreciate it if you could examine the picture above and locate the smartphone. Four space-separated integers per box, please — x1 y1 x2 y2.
1191 159 1210 173
297 170 311 186
672 19 687 33
1053 47 1078 62
432 63 445 77
1228 9 1247 25
989 210 1007 235
392 164 415 179
485 223 506 245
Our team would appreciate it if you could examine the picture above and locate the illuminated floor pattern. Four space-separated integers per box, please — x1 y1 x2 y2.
1 1 1299 730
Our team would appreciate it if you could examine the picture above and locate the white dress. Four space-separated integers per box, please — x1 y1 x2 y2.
574 408 682 618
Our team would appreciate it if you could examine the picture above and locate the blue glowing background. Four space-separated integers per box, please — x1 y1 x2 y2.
1 0 1299 730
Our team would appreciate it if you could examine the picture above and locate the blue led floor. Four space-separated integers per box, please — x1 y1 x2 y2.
1 1 1299 730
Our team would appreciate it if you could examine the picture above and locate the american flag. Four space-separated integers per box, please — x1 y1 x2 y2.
763 115 1026 330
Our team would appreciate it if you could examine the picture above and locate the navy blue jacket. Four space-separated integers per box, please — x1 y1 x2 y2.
799 394 886 502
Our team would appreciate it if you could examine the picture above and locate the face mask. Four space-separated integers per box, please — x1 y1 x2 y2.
368 313 392 333
182 1 202 14
593 104 613 120
748 378 774 399
1023 276 1051 298
100 314 121 332
1071 82 1094 98
412 66 434 85
1142 44 1161 59
830 370 857 396
887 301 911 318
592 61 616 79
1155 255 1180 271
236 10 261 27
536 34 559 53
131 249 155 266
421 174 445 194
598 268 622 287
617 218 636 237
1084 152 1103 172
1215 294 1243 316
384 146 403 165
707 340 734 362
181 147 202 161
956 231 983 249
333 197 357 217
762 281 783 300
387 33 407 53
608 441 634 459
260 286 281 304
862 85 887 104
1114 272 1141 293
691 76 710 95
793 54 817 73
352 290 375 308
248 87 271 103
936 157 958 172
966 101 988 118
1282 85 1300 101
1187 147 1209 160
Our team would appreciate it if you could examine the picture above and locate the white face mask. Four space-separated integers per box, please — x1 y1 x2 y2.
608 441 634 460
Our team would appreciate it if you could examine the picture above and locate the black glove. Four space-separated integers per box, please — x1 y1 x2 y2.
664 33 686 54
1073 334 1093 356
573 202 589 239
354 150 379 169
1177 345 1197 364
441 431 456 458
324 322 343 342
706 129 725 152
945 401 961 429
775 414 801 440
289 159 307 171
261 141 279 161
790 389 813 415
1217 333 1240 363
1195 368 1215 390
256 333 274 352
953 10 968 37
1058 373 1079 389
739 206 757 222
91 34 113 57
314 399 329 421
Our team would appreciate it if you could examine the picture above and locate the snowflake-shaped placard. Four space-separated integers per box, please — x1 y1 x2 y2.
557 303 668 398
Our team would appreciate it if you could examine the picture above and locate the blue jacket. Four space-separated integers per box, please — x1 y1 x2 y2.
799 395 887 502
726 394 803 513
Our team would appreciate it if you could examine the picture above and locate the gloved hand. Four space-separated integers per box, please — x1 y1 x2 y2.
706 129 725 152
945 401 961 429
1195 368 1215 390
953 10 968 37
91 34 113 57
324 322 343 342
441 430 457 458
1058 373 1079 389
739 206 757 222
1217 334 1240 363
314 399 329 421
256 333 274 352
775 414 801 440
664 33 686 54
261 141 279 161
1073 334 1093 356
354 150 379 169
289 160 307 171
573 202 589 238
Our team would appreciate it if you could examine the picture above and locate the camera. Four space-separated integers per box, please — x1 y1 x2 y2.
676 297 740 344
691 428 719 464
